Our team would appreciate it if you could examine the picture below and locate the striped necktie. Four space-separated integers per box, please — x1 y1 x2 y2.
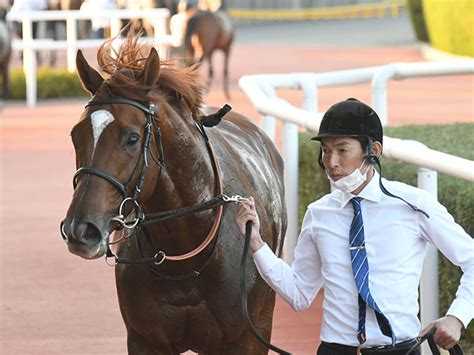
349 197 396 345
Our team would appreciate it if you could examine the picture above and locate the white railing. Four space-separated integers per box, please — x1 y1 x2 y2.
6 9 174 107
239 61 474 341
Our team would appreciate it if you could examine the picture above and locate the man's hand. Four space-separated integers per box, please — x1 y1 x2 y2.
419 315 463 350
234 197 264 252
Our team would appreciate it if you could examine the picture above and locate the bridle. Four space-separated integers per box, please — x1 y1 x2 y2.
72 97 241 268
73 98 163 200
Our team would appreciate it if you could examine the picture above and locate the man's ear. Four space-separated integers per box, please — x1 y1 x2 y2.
373 141 383 158
76 50 104 95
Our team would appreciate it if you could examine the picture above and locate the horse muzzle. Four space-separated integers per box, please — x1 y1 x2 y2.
60 218 109 259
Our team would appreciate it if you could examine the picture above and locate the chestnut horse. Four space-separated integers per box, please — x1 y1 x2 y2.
60 33 287 354
171 6 234 99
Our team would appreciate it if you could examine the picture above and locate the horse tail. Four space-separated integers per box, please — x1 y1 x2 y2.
183 13 201 59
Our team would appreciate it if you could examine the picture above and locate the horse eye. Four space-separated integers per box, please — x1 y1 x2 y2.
127 133 140 146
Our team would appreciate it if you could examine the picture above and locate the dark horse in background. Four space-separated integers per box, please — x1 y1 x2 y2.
0 8 11 99
60 31 287 354
170 3 234 99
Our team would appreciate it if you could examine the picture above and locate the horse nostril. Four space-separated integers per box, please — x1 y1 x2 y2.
78 222 102 245
62 220 103 246
60 221 68 242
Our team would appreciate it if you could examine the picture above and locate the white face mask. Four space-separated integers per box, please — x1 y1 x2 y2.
328 161 370 193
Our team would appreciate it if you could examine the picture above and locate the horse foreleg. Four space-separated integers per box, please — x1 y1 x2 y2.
206 54 214 93
127 328 177 355
223 48 231 100
223 284 277 355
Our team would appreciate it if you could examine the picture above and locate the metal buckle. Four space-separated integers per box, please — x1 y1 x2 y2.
222 194 249 203
154 251 166 265
105 253 118 266
112 197 142 229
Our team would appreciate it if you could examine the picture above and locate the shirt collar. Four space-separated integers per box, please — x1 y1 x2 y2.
334 169 382 208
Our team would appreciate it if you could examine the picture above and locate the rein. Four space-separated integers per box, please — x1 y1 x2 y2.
406 327 464 355
241 221 292 355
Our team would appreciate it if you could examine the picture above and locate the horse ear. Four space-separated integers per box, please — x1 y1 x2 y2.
76 50 104 95
140 48 161 87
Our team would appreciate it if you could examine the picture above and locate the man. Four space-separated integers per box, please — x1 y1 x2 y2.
234 98 472 354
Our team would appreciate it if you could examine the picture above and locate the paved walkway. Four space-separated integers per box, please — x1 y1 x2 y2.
1 14 473 355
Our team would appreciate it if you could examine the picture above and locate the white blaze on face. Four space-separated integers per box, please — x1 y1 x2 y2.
90 110 115 157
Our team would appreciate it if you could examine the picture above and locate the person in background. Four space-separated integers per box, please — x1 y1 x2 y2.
80 0 116 39
235 98 472 354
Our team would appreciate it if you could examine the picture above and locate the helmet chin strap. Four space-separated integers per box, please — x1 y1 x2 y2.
364 137 430 218
370 155 430 219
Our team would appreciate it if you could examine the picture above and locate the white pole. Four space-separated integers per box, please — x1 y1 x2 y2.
66 16 78 72
260 84 277 142
281 120 298 264
110 15 122 57
280 76 318 263
418 167 439 355
22 19 37 107
152 15 168 58
371 64 397 126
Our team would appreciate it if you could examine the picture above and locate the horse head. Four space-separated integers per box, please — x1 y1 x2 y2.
61 46 164 259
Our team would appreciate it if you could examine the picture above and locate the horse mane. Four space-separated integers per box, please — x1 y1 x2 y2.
96 29 204 117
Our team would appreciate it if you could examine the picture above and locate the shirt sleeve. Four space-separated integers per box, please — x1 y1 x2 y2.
419 193 474 328
253 207 324 311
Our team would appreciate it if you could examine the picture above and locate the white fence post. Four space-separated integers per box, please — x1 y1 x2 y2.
371 63 397 126
260 83 277 142
66 16 78 73
280 76 318 263
281 114 299 263
152 15 168 58
418 166 439 355
22 18 37 108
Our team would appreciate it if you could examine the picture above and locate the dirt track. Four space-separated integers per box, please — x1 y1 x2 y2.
1 16 473 355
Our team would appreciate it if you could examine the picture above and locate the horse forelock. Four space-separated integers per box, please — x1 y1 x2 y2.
96 31 204 116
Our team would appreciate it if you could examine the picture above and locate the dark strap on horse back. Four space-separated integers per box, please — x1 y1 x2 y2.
240 221 291 355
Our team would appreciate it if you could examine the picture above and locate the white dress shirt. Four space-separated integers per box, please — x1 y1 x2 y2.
254 171 473 346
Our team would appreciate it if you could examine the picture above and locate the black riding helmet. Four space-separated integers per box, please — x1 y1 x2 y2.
312 98 383 169
312 97 383 144
313 98 429 218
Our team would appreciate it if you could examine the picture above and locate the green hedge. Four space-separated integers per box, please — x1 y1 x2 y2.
299 123 473 347
2 67 87 100
422 0 474 57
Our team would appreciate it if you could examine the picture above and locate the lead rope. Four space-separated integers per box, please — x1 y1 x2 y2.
406 327 464 355
240 221 291 355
